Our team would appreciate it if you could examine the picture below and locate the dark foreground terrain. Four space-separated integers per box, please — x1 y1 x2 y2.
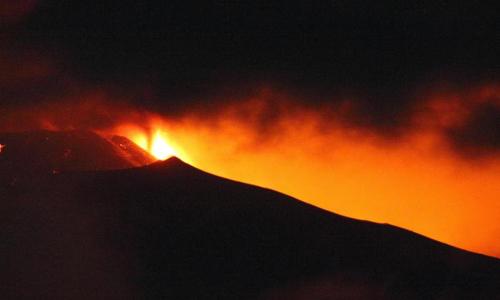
1 131 499 299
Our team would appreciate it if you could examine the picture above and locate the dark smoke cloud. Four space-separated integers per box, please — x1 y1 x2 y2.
0 0 38 26
2 0 499 157
448 103 500 158
20 1 497 96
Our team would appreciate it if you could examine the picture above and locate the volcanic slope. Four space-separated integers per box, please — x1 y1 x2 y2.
0 132 499 299
0 130 155 182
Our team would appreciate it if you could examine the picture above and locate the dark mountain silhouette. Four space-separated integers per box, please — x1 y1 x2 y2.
0 131 499 299
0 130 155 183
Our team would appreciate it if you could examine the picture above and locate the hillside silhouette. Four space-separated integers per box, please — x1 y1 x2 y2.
0 131 499 299
0 130 154 183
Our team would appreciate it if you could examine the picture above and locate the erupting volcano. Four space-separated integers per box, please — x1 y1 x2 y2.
2 0 499 298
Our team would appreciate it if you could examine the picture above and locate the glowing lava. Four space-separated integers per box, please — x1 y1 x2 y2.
150 130 176 160
0 144 4 153
115 125 180 161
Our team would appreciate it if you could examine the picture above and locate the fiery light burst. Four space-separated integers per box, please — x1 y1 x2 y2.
115 123 188 162
150 130 177 160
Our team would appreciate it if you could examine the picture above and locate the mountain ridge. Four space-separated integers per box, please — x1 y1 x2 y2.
1 131 499 299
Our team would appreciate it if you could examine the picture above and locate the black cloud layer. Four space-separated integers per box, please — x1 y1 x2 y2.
22 1 497 93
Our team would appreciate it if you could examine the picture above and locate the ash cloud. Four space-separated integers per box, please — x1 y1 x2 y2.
1 0 499 158
448 103 500 158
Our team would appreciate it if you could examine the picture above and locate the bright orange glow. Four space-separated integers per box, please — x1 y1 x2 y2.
150 130 176 160
110 85 500 258
114 123 190 162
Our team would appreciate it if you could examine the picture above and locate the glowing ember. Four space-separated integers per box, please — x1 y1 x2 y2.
150 130 176 160
0 144 4 153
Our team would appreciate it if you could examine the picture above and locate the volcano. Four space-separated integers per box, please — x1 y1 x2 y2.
1 130 499 299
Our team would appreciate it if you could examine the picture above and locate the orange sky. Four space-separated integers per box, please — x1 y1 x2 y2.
113 86 500 258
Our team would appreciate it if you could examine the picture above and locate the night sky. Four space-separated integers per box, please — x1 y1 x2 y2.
1 0 499 155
